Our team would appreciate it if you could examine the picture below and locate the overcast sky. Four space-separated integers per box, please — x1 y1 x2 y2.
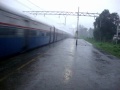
0 0 120 29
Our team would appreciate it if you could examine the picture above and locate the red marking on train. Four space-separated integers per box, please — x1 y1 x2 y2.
0 22 49 32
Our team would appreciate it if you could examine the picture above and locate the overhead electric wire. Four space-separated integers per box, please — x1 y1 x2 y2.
15 0 32 10
26 0 57 22
27 0 45 11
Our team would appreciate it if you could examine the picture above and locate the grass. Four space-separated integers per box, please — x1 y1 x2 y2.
86 38 120 58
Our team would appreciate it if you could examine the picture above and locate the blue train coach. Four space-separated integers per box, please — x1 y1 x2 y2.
0 6 70 59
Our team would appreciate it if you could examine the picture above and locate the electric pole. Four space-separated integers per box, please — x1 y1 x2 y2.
76 7 79 46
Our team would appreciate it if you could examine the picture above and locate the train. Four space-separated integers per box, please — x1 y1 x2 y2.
0 6 71 59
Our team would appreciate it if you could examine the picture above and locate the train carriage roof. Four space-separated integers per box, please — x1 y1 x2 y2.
0 5 72 35
0 5 53 27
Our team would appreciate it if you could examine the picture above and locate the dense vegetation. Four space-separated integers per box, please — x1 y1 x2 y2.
84 10 120 58
86 38 120 58
93 9 119 42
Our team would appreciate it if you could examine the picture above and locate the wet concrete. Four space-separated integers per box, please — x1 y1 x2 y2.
1 39 120 90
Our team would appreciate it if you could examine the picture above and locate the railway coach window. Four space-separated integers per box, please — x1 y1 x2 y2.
0 26 16 36
29 30 37 36
39 31 45 36
16 29 24 37
36 30 40 36
44 32 47 36
41 33 44 36
46 32 50 36
40 32 45 36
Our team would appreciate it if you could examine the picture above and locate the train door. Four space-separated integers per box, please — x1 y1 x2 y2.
56 29 58 41
53 27 55 43
49 27 52 44
22 20 30 51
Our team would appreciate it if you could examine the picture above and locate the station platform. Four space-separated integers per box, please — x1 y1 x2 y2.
1 38 120 90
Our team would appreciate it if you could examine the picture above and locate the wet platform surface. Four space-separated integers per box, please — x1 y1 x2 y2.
1 39 120 90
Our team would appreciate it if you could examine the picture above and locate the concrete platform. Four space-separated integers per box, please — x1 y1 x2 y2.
1 39 120 90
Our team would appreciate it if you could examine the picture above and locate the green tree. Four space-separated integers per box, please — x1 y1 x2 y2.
93 9 119 42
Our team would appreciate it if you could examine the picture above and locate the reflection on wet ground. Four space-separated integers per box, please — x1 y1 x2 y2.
1 39 120 90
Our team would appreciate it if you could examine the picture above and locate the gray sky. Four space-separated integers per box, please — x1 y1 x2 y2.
0 0 120 29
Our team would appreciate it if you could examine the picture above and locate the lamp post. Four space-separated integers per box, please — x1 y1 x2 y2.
76 7 79 46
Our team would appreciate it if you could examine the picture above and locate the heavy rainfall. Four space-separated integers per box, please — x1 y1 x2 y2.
0 0 120 90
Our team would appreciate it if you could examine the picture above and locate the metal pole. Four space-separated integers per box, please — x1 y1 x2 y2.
64 16 67 25
116 16 120 44
76 7 79 46
116 24 119 44
100 20 102 42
